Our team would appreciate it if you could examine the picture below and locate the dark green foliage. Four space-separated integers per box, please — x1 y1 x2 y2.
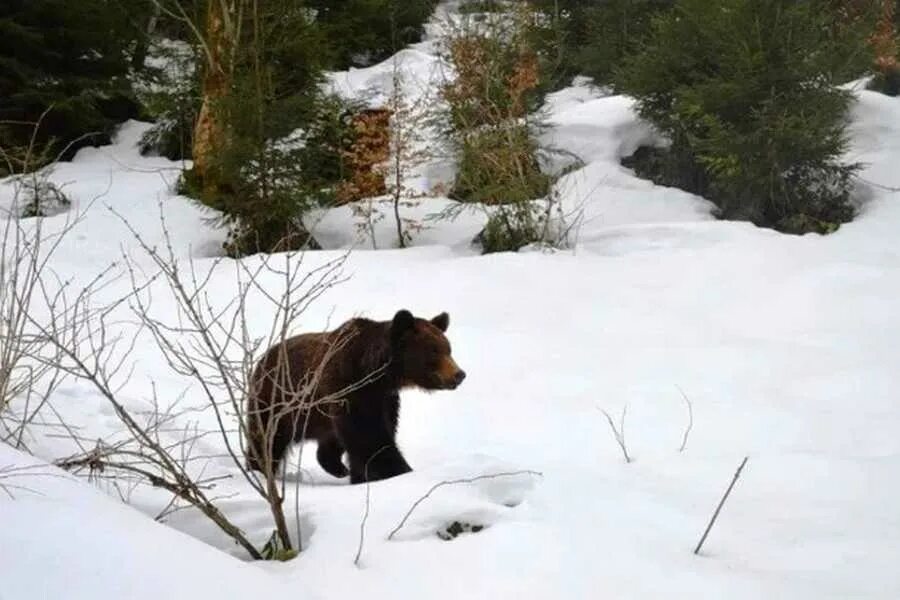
616 0 861 234
451 125 551 206
184 1 334 256
529 0 674 91
199 89 363 249
870 69 900 96
294 93 366 198
620 144 709 199
141 1 377 255
0 0 147 173
152 0 202 43
574 0 674 85
17 178 71 218
309 0 439 69
458 0 505 14
477 203 545 254
814 0 897 84
137 43 200 161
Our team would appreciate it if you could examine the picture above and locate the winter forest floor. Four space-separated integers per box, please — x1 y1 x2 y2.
3 2 900 599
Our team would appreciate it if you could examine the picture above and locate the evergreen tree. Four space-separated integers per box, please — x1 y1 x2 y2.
529 0 674 90
0 0 146 173
170 0 335 256
616 0 862 234
308 0 439 68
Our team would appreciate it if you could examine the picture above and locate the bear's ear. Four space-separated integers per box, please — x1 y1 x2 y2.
391 309 415 343
431 312 449 332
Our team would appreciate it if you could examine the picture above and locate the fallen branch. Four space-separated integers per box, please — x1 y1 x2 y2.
387 469 542 541
694 456 749 555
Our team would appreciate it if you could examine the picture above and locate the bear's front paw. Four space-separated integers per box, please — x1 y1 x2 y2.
350 459 412 484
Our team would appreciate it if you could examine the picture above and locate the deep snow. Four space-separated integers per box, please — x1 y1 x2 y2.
0 445 296 600
2 2 900 599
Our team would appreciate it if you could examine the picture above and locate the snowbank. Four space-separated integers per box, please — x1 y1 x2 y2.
0 444 298 600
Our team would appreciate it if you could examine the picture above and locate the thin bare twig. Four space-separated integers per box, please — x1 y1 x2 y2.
354 445 392 567
854 174 900 193
0 462 69 499
387 470 542 541
676 385 693 453
597 405 631 463
694 456 749 556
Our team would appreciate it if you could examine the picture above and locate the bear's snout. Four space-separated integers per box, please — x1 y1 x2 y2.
451 369 466 388
441 367 465 389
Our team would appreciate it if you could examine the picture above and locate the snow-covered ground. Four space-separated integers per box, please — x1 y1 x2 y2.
0 444 296 600
3 2 900 599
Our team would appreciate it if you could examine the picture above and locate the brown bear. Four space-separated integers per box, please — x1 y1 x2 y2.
244 309 465 484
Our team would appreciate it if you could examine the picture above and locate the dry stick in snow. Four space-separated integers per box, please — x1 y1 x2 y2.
597 405 631 463
694 456 749 556
354 444 391 567
676 385 693 453
387 470 542 541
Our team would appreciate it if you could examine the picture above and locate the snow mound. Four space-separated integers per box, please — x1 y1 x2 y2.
0 444 299 600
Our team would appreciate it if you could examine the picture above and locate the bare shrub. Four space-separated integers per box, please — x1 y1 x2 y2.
433 3 579 253
0 112 93 451
350 196 386 250
383 53 438 248
344 53 436 250
32 205 360 560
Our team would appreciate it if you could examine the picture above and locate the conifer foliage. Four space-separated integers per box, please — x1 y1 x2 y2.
0 0 146 174
172 0 331 256
616 0 862 234
308 0 440 68
529 0 674 90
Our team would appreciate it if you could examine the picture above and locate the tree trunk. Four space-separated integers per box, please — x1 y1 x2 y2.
193 0 232 195
131 3 161 71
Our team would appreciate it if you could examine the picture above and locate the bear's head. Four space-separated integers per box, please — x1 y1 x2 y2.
390 309 466 391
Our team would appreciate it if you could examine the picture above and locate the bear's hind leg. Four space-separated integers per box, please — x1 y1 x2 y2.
246 417 295 476
316 433 349 478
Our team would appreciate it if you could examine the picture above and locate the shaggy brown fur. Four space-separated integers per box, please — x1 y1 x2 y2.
244 309 465 484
